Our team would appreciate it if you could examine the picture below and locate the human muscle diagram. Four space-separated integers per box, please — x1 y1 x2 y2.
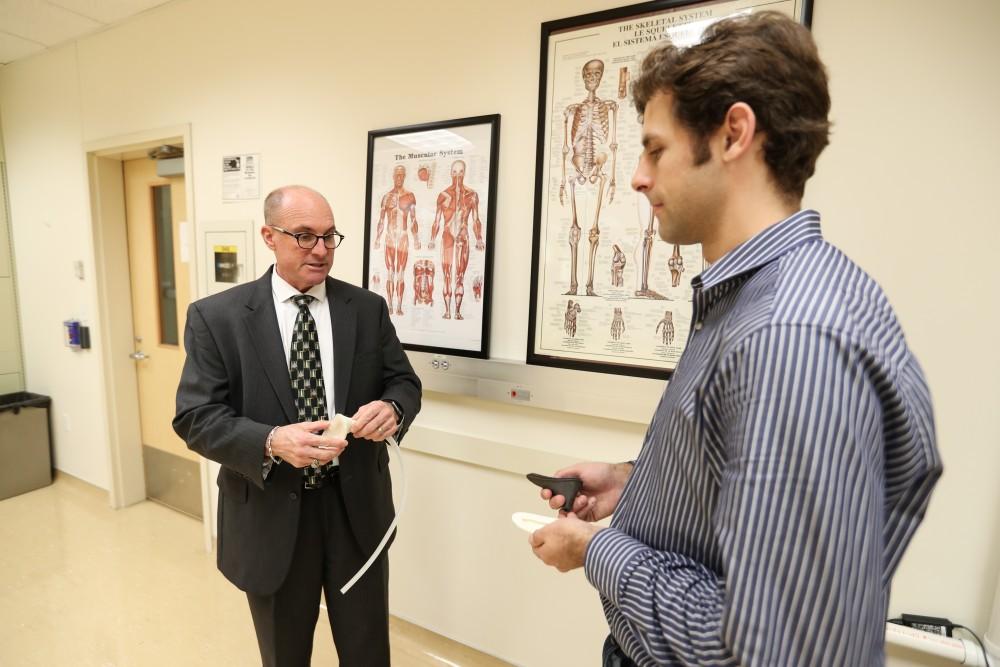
374 165 420 316
413 260 434 306
472 274 483 302
417 162 436 190
365 118 497 355
428 160 485 321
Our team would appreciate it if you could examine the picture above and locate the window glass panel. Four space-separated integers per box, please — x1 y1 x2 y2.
152 185 178 345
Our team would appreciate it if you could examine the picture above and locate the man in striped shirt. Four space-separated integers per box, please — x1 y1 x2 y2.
529 12 941 666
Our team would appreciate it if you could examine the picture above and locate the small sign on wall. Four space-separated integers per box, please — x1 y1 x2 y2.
222 153 260 201
204 230 251 296
213 245 239 283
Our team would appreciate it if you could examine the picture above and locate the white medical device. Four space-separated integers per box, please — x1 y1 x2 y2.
324 414 406 594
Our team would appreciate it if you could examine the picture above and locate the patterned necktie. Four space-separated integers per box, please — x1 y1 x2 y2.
289 294 331 488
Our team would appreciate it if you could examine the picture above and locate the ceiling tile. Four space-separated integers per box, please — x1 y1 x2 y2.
45 0 171 25
0 0 102 45
0 30 45 64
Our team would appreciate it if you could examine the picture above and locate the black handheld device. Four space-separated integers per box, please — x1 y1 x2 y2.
526 473 583 512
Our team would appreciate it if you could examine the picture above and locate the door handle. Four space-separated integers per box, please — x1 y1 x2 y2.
129 351 149 361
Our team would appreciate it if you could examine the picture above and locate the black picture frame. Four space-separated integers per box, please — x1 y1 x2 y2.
363 114 500 359
527 0 813 379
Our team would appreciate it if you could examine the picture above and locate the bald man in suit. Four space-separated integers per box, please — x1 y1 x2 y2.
174 185 421 666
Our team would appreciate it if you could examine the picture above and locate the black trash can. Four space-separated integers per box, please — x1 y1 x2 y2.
0 392 53 500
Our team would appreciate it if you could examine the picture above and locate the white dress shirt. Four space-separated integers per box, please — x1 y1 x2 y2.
271 267 338 466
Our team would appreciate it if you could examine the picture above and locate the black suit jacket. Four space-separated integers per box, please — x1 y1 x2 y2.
173 268 421 596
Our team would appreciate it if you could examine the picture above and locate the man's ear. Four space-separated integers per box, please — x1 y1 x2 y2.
719 102 758 162
261 225 275 250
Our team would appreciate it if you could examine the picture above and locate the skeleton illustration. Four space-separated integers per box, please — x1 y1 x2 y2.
656 310 674 346
560 59 619 297
428 160 485 320
617 66 629 100
611 307 625 341
413 259 435 306
635 210 666 299
472 273 483 302
611 244 626 287
564 300 582 337
668 244 685 288
374 165 420 316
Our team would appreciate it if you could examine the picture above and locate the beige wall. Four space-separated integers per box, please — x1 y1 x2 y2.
1 0 997 664
1 44 108 482
810 0 1000 654
0 123 25 394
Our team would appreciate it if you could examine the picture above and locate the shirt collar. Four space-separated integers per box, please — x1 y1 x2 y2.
271 266 328 304
694 209 823 292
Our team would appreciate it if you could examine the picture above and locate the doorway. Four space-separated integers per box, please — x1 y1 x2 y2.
86 127 208 539
122 154 200 518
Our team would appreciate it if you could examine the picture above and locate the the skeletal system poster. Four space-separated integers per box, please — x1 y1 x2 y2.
528 0 805 378
364 116 499 358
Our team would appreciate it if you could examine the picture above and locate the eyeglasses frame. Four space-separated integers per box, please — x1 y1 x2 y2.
268 225 345 250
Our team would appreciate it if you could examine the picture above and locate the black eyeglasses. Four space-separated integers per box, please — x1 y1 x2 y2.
268 225 345 250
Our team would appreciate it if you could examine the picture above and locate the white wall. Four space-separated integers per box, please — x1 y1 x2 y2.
0 123 26 394
1 44 110 486
1 0 997 665
809 0 1000 651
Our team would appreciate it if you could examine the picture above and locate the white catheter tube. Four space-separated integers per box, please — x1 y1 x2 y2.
339 433 405 594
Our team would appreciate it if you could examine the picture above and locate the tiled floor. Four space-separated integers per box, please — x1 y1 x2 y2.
0 474 511 666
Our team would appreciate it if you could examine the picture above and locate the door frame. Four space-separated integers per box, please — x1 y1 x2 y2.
85 125 211 550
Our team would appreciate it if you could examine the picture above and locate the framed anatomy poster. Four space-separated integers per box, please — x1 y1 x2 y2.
526 0 813 379
363 115 500 358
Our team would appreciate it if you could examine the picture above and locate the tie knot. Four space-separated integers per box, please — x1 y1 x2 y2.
292 294 314 309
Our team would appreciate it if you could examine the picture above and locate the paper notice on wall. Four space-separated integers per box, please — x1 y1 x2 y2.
222 154 260 201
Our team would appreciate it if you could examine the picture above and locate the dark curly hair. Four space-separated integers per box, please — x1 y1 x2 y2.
631 11 831 200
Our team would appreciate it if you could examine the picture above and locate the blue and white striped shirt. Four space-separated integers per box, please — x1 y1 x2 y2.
585 210 942 666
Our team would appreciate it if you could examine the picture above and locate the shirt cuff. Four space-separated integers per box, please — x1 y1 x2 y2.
584 527 649 608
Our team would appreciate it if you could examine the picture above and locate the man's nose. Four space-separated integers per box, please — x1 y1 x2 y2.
632 162 650 192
